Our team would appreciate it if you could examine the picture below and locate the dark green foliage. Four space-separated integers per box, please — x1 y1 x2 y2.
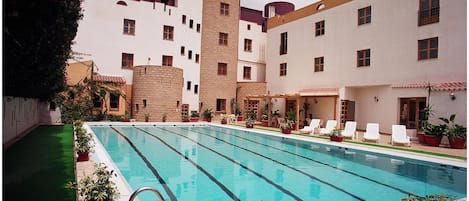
4 0 82 100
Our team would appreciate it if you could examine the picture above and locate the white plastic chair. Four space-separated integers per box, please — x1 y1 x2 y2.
391 125 411 146
341 121 357 140
319 120 337 135
300 119 321 134
363 123 380 142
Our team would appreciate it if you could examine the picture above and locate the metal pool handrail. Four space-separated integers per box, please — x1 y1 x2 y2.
129 186 165 201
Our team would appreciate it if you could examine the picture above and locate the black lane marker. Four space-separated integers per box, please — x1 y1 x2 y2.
152 127 303 201
202 127 418 197
205 128 416 195
110 127 177 201
133 127 241 201
174 127 364 201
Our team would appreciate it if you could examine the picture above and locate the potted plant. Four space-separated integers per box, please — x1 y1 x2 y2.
329 128 344 142
246 118 255 128
261 114 269 127
286 109 296 130
74 121 94 161
144 113 150 122
203 108 213 122
280 120 292 134
231 99 243 121
190 110 199 122
417 106 433 144
220 114 228 124
439 114 466 149
423 123 447 147
181 115 189 122
67 163 120 201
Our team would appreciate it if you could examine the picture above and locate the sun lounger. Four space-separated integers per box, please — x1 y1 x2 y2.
300 119 321 134
391 125 411 146
319 120 337 135
341 121 357 140
363 123 380 142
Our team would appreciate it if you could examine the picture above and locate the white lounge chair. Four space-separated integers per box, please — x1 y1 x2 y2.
319 120 337 135
363 123 380 142
341 121 357 140
300 119 321 134
391 125 411 146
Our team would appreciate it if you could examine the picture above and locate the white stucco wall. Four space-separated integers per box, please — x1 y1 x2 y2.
3 97 39 144
266 0 466 93
238 20 267 82
264 0 466 133
72 0 203 108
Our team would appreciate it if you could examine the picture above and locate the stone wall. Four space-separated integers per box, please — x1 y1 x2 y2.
237 82 267 120
132 65 183 122
199 0 240 117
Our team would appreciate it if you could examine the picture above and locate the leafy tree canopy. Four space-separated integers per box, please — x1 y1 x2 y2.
4 0 82 100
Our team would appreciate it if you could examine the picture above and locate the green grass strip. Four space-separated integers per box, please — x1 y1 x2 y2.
4 125 76 201
229 123 466 161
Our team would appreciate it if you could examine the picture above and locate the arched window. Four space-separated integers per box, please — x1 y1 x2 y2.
116 1 127 6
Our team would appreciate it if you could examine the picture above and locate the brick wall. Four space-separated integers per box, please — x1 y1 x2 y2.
199 0 240 118
132 65 183 122
237 82 267 119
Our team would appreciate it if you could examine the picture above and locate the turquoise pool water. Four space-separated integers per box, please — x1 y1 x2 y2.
90 125 466 201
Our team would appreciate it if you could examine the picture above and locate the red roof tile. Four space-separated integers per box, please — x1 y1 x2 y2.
93 74 126 84
392 81 466 91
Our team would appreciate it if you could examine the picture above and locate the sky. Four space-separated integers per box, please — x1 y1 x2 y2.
241 0 320 11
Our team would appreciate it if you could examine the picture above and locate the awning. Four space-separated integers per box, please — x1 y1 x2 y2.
392 81 466 91
93 74 126 84
298 87 339 96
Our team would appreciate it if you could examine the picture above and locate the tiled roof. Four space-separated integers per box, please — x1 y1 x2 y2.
392 81 466 91
93 74 126 84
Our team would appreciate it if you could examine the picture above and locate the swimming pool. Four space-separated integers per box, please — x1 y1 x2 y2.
89 124 466 201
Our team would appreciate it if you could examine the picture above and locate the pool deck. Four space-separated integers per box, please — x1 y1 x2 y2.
77 121 466 201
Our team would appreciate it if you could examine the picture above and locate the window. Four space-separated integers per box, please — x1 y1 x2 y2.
220 3 229 16
195 54 199 63
135 104 139 113
280 63 287 76
189 19 193 28
218 63 227 75
358 6 371 25
357 49 371 67
280 32 287 55
162 55 173 66
315 20 325 36
419 0 439 26
314 57 324 72
399 98 427 129
219 32 228 45
110 93 119 109
143 99 147 108
216 99 226 112
194 85 198 94
196 24 201 33
182 15 186 24
188 50 192 59
123 19 135 35
187 81 191 90
418 37 438 60
244 39 252 52
93 94 102 108
243 66 251 80
121 53 134 69
247 24 251 30
163 25 174 40
181 46 185 55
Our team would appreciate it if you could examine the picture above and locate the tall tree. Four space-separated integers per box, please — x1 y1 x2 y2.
4 0 82 100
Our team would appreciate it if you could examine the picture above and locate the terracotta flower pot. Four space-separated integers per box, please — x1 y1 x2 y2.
221 119 227 124
417 133 426 144
261 121 268 127
190 118 199 122
77 152 89 161
449 137 466 149
281 128 291 134
330 135 343 142
424 135 442 147
237 116 243 121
